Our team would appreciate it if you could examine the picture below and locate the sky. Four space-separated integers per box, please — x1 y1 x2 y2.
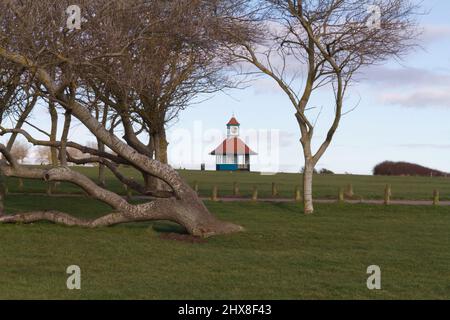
166 0 450 174
7 0 450 175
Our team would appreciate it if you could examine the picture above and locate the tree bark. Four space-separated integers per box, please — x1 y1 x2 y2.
59 110 72 166
97 105 108 187
97 139 106 187
49 102 59 165
144 128 171 193
303 159 314 214
153 129 169 165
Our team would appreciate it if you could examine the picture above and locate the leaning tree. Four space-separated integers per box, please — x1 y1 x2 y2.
0 0 251 236
231 0 420 213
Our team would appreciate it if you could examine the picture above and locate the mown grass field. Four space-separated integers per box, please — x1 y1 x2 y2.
0 194 449 299
4 166 450 200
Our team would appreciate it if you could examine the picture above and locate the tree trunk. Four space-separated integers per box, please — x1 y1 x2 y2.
97 139 106 187
49 102 58 166
59 110 72 166
0 164 243 237
97 105 108 187
143 173 162 192
144 129 171 193
303 160 314 214
142 135 159 192
154 130 169 165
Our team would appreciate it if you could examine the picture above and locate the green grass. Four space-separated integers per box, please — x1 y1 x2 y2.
1 195 449 299
179 170 450 201
5 166 450 200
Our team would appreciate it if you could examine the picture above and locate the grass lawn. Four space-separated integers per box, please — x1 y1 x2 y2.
0 195 449 299
5 167 450 201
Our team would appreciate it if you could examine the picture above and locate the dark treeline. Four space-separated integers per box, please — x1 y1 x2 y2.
373 161 448 177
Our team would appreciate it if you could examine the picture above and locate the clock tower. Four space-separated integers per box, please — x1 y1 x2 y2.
226 116 240 137
210 116 257 171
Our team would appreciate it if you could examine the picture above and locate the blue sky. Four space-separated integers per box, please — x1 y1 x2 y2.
167 0 450 174
5 0 450 175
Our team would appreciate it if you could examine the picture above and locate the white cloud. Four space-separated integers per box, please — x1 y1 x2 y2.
378 89 450 108
359 65 450 88
421 25 450 44
354 23 450 109
397 143 450 149
360 65 450 108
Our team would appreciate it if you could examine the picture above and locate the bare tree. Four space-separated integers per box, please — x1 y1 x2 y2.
85 1 249 193
231 0 420 213
0 0 249 236
10 141 30 164
36 146 52 165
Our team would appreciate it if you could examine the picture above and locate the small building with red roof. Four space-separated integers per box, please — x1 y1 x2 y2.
210 117 257 171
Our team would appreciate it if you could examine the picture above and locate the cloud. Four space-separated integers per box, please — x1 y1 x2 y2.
359 66 450 88
421 25 450 44
378 89 450 108
251 77 284 94
356 23 450 109
397 143 450 149
360 65 450 108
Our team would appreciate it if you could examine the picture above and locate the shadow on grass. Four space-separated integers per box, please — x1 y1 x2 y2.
152 221 187 234
270 202 304 215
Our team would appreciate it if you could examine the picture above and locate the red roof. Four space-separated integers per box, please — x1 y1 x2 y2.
210 137 257 155
227 117 240 126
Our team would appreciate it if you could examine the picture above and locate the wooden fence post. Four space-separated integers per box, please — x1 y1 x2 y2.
384 184 391 205
233 182 239 196
433 190 440 206
345 183 354 198
211 185 219 202
294 185 302 202
272 182 278 197
338 188 345 202
252 186 258 202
